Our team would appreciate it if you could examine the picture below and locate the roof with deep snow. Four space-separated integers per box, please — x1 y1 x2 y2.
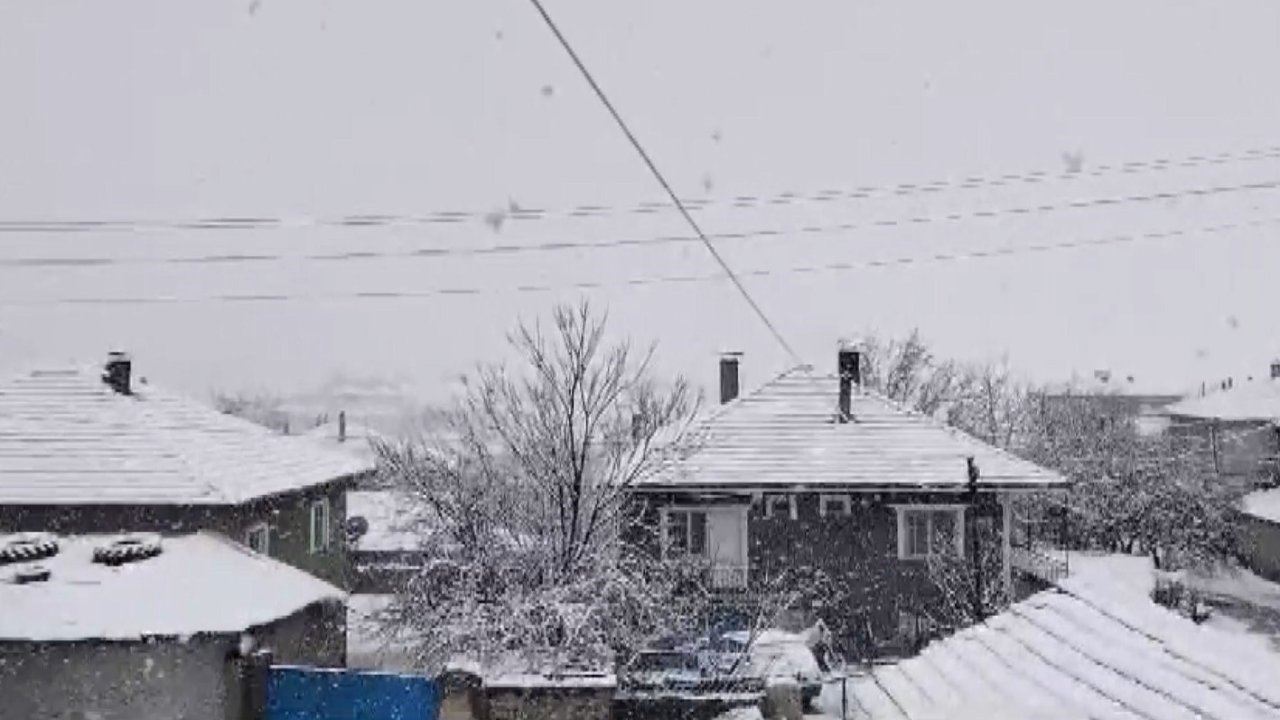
0 366 375 505
0 531 344 642
638 367 1066 490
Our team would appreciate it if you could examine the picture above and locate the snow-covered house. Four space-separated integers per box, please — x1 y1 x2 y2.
345 489 436 593
1038 369 1186 437
828 559 1280 720
0 530 345 720
0 353 377 587
628 348 1067 658
1238 488 1280 583
1159 360 1280 487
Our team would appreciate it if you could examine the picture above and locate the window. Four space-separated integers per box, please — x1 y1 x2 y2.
663 509 707 558
764 494 796 520
245 522 270 555
819 494 852 518
896 506 964 559
309 499 331 554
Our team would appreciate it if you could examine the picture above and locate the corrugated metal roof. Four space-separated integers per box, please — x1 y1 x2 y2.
640 367 1065 489
1162 380 1280 422
836 578 1280 720
0 367 375 505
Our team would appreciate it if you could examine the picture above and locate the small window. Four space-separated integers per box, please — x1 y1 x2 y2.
664 510 707 558
245 522 270 555
897 507 963 560
764 494 796 520
309 499 331 554
819 494 852 518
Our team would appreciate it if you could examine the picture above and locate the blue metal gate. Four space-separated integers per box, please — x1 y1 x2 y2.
266 665 440 720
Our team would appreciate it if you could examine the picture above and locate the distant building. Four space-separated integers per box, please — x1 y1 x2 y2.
1038 369 1186 436
1158 360 1280 488
0 531 345 720
626 347 1068 660
345 489 436 594
0 353 377 587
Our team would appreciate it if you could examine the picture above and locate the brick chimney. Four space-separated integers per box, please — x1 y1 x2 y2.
1271 359 1280 380
102 352 132 395
838 343 862 423
719 352 742 405
338 411 347 443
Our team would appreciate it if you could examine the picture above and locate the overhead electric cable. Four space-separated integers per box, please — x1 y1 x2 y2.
2 216 1271 307
520 0 800 363
2 179 1277 268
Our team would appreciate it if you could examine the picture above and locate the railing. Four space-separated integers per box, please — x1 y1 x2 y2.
707 565 749 590
1010 544 1068 584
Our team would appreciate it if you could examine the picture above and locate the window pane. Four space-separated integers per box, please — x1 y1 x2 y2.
690 512 707 556
667 511 689 555
931 511 957 556
906 511 928 557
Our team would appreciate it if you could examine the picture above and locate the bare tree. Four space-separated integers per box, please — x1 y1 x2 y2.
374 301 703 672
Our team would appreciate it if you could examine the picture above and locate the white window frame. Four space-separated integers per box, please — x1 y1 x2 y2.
819 494 852 518
893 504 966 560
763 493 797 520
309 498 331 554
659 507 709 560
245 522 270 555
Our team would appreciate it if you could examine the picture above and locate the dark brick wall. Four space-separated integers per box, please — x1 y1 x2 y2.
0 480 356 588
627 490 1004 658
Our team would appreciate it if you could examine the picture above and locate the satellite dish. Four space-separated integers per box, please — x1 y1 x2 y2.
344 515 369 541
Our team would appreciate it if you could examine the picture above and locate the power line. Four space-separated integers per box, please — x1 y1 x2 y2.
521 0 800 364
4 178 1278 269
3 216 1271 307
3 145 1280 234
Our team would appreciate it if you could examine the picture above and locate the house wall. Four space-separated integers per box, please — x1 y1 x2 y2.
0 604 343 720
1167 417 1279 486
1235 514 1280 583
628 490 1004 659
0 481 356 587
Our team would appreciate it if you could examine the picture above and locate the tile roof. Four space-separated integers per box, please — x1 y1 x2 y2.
639 367 1065 490
835 577 1280 720
1162 379 1280 422
0 531 344 642
0 367 376 505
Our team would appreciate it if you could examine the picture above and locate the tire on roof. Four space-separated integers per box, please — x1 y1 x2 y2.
92 533 163 566
0 532 60 565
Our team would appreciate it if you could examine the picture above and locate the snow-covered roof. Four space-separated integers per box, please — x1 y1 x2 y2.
305 418 389 463
346 490 432 553
0 531 344 642
0 366 376 505
1241 487 1280 524
837 578 1280 720
1162 379 1280 422
639 367 1066 490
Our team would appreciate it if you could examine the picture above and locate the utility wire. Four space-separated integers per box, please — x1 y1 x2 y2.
3 145 1280 234
520 0 800 364
3 216 1272 307
3 178 1278 269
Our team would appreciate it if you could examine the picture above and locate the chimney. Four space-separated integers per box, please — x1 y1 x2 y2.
719 352 742 405
338 411 347 443
102 352 132 395
838 343 862 423
1271 360 1280 380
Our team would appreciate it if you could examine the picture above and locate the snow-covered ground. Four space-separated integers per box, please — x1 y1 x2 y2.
1186 563 1280 653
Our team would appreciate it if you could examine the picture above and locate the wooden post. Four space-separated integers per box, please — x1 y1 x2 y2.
1001 496 1012 598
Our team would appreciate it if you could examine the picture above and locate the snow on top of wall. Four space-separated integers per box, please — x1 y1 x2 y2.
0 531 344 642
1241 487 1280 524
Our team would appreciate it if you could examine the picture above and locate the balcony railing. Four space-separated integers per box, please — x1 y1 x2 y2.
707 565 749 590
1010 544 1068 584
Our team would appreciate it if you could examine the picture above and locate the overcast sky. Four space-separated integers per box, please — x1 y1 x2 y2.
2 0 1279 404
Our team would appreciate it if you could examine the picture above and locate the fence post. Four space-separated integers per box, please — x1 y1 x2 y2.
235 649 274 720
841 674 848 720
